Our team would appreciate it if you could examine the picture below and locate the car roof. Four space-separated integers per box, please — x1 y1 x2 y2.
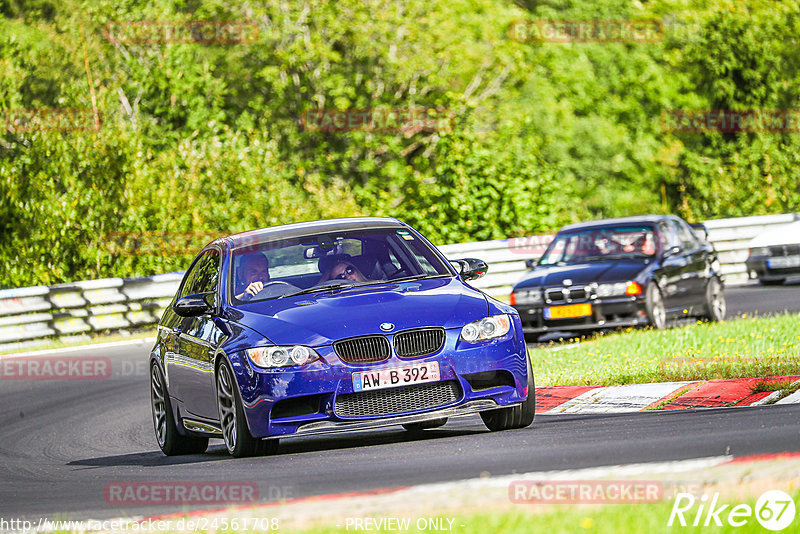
557 214 678 233
214 217 408 251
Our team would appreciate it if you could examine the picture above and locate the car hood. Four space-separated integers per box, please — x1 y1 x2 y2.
514 260 648 289
229 278 489 347
749 221 800 248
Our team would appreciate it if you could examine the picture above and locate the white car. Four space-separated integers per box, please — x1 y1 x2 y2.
745 220 800 285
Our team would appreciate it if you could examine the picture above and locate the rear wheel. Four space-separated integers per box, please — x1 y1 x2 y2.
216 360 278 458
701 277 726 322
645 283 667 330
402 418 448 432
480 354 535 431
150 363 208 456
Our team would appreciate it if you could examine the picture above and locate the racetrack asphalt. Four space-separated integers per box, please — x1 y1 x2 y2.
1 282 799 521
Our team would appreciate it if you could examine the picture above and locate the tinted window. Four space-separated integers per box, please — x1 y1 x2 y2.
180 249 220 298
538 225 657 265
230 228 451 302
672 220 699 249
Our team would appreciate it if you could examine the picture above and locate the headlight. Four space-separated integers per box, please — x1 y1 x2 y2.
595 281 642 297
511 289 542 305
460 314 512 343
246 346 320 368
749 247 769 257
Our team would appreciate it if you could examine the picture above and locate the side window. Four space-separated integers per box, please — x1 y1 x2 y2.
659 221 680 249
672 220 699 250
180 249 220 298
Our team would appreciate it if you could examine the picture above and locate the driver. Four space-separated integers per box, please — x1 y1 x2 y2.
235 253 271 300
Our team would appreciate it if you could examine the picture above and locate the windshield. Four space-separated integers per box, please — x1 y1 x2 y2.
230 227 452 303
538 225 658 266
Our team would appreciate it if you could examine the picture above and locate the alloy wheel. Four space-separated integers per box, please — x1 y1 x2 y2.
216 364 238 452
150 366 167 447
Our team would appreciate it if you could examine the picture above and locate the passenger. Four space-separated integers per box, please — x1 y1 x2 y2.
319 260 369 283
235 253 271 300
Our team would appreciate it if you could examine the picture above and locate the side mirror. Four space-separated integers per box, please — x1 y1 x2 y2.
453 258 488 281
662 245 683 259
173 292 215 317
524 258 538 269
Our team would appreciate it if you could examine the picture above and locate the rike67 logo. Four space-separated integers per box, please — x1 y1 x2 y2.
668 490 796 531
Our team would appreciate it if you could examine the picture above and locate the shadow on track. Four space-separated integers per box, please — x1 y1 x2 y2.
67 426 486 467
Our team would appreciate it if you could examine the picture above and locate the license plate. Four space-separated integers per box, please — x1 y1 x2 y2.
545 303 593 320
352 361 440 392
767 256 800 269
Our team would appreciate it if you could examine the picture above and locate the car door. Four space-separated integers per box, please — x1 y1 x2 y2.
672 218 708 309
168 248 225 421
656 220 691 311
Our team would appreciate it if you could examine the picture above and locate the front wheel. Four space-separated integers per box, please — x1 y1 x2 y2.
701 277 726 322
480 354 535 431
216 360 278 458
645 283 667 330
150 363 208 456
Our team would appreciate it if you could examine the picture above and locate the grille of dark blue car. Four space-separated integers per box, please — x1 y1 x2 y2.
334 335 391 364
334 380 462 418
394 328 445 358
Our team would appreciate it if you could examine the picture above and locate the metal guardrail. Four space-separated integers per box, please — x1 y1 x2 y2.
2 213 798 350
0 273 182 349
441 212 800 298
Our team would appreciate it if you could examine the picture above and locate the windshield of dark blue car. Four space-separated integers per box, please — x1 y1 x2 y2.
230 227 453 303
538 226 658 266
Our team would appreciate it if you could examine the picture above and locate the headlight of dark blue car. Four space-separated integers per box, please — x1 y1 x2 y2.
460 314 512 343
246 346 320 368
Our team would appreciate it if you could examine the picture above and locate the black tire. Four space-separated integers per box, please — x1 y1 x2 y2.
645 283 667 330
480 354 535 431
759 278 785 286
402 418 448 432
701 277 726 322
150 363 208 456
216 360 278 458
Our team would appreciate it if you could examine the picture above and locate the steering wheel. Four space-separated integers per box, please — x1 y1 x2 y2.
251 281 300 298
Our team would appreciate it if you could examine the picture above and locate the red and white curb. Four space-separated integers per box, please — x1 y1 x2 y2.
93 452 800 533
537 376 800 414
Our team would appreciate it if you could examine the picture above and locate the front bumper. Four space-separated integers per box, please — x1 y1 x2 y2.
513 295 649 334
232 327 529 438
746 256 800 280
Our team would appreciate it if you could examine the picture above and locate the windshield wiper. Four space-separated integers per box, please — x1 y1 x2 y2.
277 282 358 299
389 274 448 283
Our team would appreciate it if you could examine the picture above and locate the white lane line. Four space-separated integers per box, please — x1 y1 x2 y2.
555 382 694 414
0 338 156 358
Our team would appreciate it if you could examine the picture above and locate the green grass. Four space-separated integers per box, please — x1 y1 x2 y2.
532 314 800 386
288 488 800 533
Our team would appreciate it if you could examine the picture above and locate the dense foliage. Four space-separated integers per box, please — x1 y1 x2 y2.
1 0 799 287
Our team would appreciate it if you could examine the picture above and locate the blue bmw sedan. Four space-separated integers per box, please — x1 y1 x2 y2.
150 217 534 457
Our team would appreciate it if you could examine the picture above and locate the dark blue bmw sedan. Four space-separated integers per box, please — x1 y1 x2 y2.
150 217 534 457
510 215 726 341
